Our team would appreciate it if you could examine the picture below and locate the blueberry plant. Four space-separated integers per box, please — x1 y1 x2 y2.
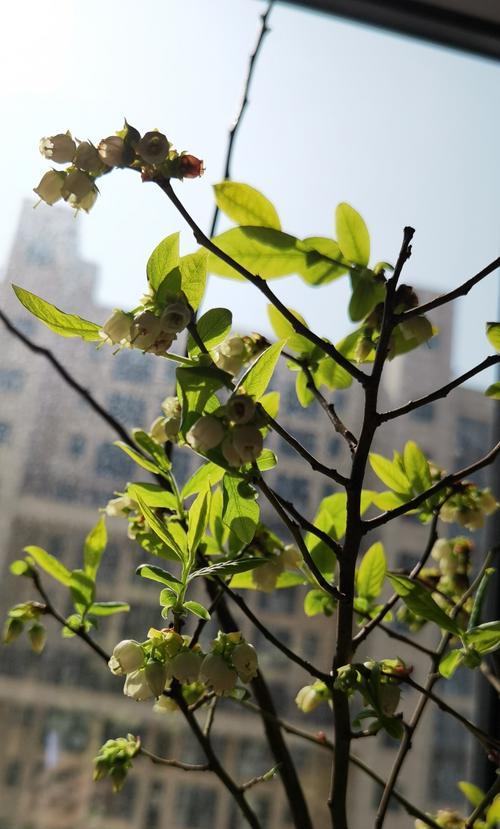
3 122 500 829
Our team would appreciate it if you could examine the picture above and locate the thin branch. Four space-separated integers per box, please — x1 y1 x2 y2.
480 662 500 694
271 487 342 559
353 512 439 648
399 256 500 322
364 441 500 531
302 363 358 454
157 178 367 383
0 310 133 448
140 747 208 771
378 355 500 423
240 766 279 792
203 695 218 737
464 775 500 829
209 1 275 237
254 472 343 600
264 410 348 486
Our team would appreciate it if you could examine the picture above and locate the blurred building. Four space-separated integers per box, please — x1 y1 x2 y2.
0 204 494 828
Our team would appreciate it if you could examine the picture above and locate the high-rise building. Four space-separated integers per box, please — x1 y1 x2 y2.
0 203 494 828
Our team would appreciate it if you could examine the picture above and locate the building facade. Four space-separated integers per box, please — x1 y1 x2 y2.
0 203 494 828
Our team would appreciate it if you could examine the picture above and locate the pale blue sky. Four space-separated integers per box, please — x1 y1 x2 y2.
2 0 499 385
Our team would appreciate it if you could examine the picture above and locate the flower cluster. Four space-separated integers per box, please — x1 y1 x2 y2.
35 124 204 212
2 601 47 654
149 396 182 444
354 285 433 363
415 811 465 829
440 487 497 531
333 659 409 736
108 629 258 704
212 334 266 376
93 734 141 792
100 297 191 357
186 392 264 468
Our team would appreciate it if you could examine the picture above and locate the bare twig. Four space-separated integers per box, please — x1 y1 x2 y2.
271 487 342 559
140 747 208 771
302 363 358 454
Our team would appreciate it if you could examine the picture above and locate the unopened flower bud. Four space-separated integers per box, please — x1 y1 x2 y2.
479 490 497 515
440 503 459 524
223 425 263 466
98 136 133 168
457 508 484 531
74 141 104 173
109 640 144 675
162 629 184 659
355 336 373 363
105 494 136 517
187 416 224 452
130 310 163 350
431 539 453 562
61 170 95 204
150 416 168 444
378 684 400 717
295 684 326 713
33 170 66 205
153 694 178 714
136 131 170 165
213 336 246 375
178 154 205 179
101 309 132 345
28 622 46 654
3 617 24 644
160 300 191 334
231 643 258 683
145 660 169 698
171 651 203 683
73 187 98 212
123 669 154 700
226 394 255 425
200 653 237 695
39 132 76 163
161 397 181 439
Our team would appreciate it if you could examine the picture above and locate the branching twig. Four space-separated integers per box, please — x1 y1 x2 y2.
301 363 358 454
271 486 342 559
140 747 208 771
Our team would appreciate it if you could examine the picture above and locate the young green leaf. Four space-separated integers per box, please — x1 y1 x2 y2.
113 442 162 476
184 601 211 620
136 564 183 590
88 602 130 616
24 545 71 586
387 573 462 636
438 649 465 679
229 570 306 590
403 441 431 494
208 227 305 280
213 182 281 230
187 487 211 556
304 589 336 617
267 304 308 340
369 453 411 495
296 237 349 285
83 516 107 580
237 341 283 401
356 542 386 600
12 285 101 341
126 483 178 511
486 322 500 352
222 474 259 545
485 381 500 399
70 569 95 611
295 370 314 407
178 249 208 311
458 781 485 808
464 621 500 654
348 271 384 322
259 391 280 420
335 203 370 267
189 557 265 581
182 462 225 499
129 488 185 561
147 232 180 292
187 308 232 356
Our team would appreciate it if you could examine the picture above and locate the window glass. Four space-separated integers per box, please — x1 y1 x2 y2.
0 368 24 391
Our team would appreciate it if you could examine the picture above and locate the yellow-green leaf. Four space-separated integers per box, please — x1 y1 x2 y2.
12 285 101 341
213 182 281 230
486 322 500 352
335 203 370 267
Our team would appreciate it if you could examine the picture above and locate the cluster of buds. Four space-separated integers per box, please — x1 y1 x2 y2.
415 811 465 829
440 487 497 531
3 601 47 654
186 392 264 468
100 295 192 356
334 659 409 726
354 285 433 363
212 333 267 376
93 734 140 792
108 629 258 704
149 396 182 444
35 124 204 212
295 681 331 713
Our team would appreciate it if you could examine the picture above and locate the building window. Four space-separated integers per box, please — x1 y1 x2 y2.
176 785 217 827
275 474 309 505
428 711 469 803
107 393 145 427
0 368 24 391
68 433 86 457
411 403 435 422
113 350 153 383
95 443 133 478
0 422 11 444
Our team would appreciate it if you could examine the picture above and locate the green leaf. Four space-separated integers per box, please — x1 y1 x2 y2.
458 781 485 808
313 357 352 391
403 441 431 494
348 271 385 322
177 366 232 433
187 308 232 356
369 453 411 495
259 391 280 420
222 474 259 545
438 649 465 678
83 516 107 580
147 232 179 292
255 449 277 472
295 370 314 407
229 570 306 590
267 304 308 340
208 227 305 280
296 237 349 285
304 589 336 617
129 488 185 561
465 621 500 654
70 569 95 611
187 487 211 555
485 382 500 399
10 560 31 576
24 545 71 585
387 573 462 636
213 182 281 230
357 542 386 600
184 600 211 620
113 442 162 476
486 322 500 352
88 601 130 616
486 795 500 824
371 491 409 511
335 203 370 267
189 558 265 581
178 250 208 311
133 430 171 473
12 285 101 341
238 342 283 401
182 462 225 499
136 564 183 590
126 483 178 511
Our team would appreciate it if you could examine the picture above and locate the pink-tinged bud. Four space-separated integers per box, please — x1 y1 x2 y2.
74 141 104 174
160 300 192 334
123 669 154 701
179 154 205 179
101 309 132 344
187 416 224 452
171 651 203 683
136 131 170 165
33 170 66 206
378 684 400 717
231 643 258 683
98 136 133 168
39 132 76 163
109 640 145 675
226 394 255 425
61 170 95 205
200 653 237 695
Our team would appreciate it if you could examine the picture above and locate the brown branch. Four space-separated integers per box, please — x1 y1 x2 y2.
209 1 275 237
399 256 500 322
140 747 208 771
364 441 500 532
302 363 358 454
378 355 500 423
271 487 342 559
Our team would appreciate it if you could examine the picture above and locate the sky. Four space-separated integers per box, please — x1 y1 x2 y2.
1 0 499 386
